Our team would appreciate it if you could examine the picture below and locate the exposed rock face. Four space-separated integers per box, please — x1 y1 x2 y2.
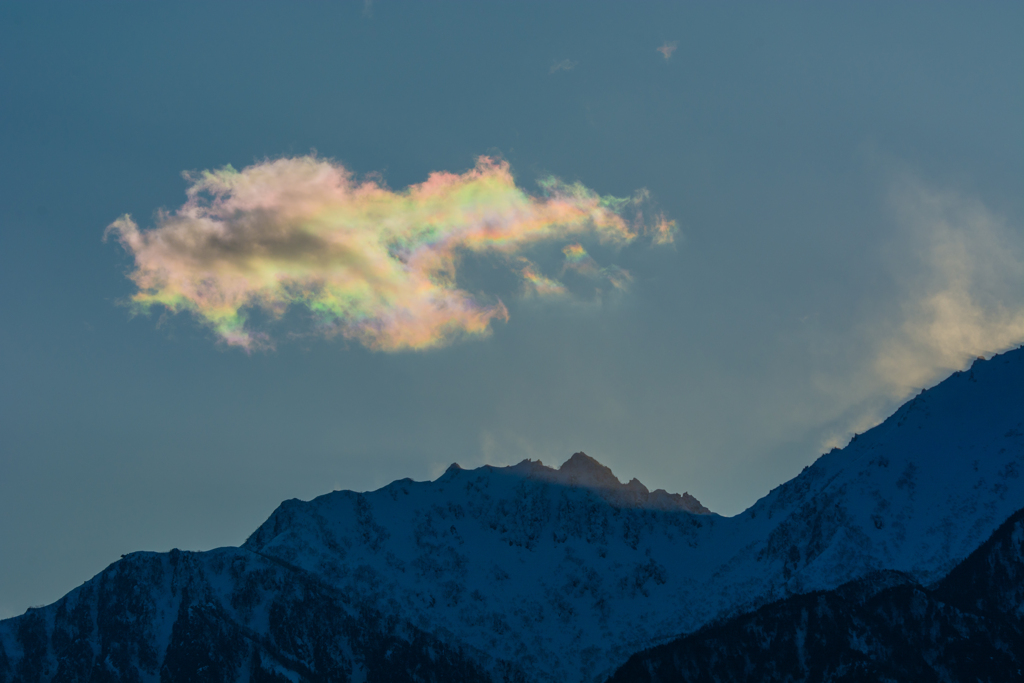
526 452 711 514
607 506 1024 683
1 347 1021 683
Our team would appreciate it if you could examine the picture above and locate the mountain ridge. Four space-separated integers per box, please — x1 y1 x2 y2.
2 346 1022 682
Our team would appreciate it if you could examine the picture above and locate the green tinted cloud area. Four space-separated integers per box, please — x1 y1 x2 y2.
0 1 1021 617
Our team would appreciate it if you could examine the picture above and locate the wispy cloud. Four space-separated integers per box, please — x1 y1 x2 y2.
562 243 633 290
520 260 568 298
811 175 1024 452
657 41 677 60
562 243 601 278
873 177 1024 393
549 59 578 74
107 156 673 352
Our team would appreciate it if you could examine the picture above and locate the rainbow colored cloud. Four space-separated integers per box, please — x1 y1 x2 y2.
107 155 674 351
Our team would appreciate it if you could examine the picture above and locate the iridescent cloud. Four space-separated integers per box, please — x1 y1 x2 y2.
563 243 602 278
563 243 633 290
107 155 673 351
520 261 568 297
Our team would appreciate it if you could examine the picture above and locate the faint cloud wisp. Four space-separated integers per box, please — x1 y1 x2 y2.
562 243 632 291
874 178 1024 393
815 176 1024 453
549 59 578 74
107 156 674 352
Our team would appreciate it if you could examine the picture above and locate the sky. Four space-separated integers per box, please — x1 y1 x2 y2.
1 2 1022 619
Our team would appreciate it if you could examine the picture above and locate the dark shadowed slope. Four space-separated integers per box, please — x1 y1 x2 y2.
0 547 509 683
607 506 1024 683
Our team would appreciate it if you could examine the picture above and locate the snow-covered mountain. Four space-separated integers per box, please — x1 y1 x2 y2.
2 347 1022 683
608 506 1024 682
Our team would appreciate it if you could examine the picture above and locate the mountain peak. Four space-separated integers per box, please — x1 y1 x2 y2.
558 451 620 488
546 452 711 514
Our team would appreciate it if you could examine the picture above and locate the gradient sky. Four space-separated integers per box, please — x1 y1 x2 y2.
1 2 1022 619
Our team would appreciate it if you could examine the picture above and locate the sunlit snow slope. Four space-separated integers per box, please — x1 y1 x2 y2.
1 347 1021 683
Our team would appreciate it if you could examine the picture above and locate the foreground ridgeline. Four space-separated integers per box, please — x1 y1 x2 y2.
2 348 1022 682
609 506 1024 682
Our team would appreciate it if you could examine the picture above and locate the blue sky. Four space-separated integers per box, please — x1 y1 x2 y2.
1 2 1022 618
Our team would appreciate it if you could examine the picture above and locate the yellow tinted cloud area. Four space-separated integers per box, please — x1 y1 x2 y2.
106 155 674 352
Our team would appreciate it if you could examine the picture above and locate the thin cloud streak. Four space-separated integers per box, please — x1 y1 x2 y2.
562 243 632 290
520 261 568 297
107 156 674 352
549 59 578 74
